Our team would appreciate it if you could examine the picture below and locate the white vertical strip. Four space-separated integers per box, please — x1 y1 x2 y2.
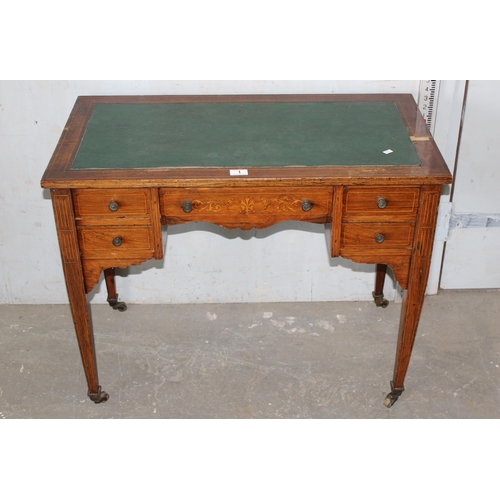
423 81 467 294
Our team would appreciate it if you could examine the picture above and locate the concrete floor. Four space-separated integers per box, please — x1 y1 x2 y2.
1 289 499 418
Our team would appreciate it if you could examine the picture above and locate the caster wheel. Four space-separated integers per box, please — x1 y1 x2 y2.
383 383 404 408
372 292 389 309
108 297 127 312
88 387 110 404
383 393 399 408
372 292 389 308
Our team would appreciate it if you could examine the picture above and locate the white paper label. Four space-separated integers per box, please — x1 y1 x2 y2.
383 149 393 155
229 169 249 176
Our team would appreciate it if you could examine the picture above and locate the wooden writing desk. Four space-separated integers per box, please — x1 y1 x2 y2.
41 94 452 407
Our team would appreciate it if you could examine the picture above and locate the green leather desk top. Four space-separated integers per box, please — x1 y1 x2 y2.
70 101 421 170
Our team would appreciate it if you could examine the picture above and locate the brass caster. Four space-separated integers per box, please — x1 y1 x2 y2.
115 302 127 312
88 387 110 404
107 296 127 312
383 393 399 408
372 292 389 308
383 382 404 408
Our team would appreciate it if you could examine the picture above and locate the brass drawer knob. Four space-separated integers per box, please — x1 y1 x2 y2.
302 199 312 212
182 200 193 213
112 236 122 247
376 197 387 209
375 233 385 243
109 201 119 212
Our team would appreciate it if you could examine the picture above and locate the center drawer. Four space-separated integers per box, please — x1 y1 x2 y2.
160 187 333 229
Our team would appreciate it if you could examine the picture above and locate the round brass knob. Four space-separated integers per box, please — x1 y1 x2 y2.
375 233 385 244
302 199 312 212
109 201 119 212
377 197 387 209
112 236 122 247
182 200 193 213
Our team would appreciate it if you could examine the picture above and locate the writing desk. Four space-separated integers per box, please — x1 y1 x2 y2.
41 94 452 407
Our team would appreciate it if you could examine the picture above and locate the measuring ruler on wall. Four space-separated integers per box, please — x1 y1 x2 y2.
418 80 440 135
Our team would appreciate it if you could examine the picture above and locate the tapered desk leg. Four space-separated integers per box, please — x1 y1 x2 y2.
384 185 441 408
372 264 389 308
51 189 108 404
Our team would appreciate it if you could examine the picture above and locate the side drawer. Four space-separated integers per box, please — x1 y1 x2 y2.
160 187 333 229
73 188 153 221
343 187 420 222
77 225 155 260
341 223 415 251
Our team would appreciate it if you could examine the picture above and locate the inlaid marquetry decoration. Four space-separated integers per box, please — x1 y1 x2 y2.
193 195 305 214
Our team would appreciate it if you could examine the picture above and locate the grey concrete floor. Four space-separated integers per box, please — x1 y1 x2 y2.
1 289 499 418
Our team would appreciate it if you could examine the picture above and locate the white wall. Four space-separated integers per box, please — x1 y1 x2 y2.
1 80 430 305
441 80 500 289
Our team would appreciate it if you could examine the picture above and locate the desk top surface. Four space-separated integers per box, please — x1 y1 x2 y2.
41 94 452 188
71 101 420 170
